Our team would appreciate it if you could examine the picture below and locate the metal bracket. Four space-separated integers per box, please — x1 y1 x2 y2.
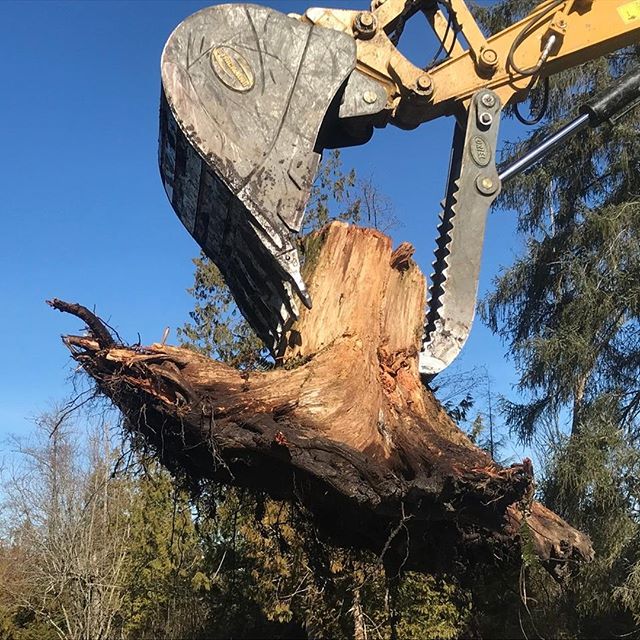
420 90 502 377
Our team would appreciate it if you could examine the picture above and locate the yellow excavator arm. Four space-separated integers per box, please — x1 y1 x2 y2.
158 0 640 375
303 0 640 128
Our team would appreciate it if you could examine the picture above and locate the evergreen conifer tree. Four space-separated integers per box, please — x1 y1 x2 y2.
476 1 640 633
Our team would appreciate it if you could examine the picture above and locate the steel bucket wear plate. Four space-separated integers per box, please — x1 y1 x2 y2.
159 3 356 354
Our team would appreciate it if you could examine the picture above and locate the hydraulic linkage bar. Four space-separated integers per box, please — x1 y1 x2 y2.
419 64 640 378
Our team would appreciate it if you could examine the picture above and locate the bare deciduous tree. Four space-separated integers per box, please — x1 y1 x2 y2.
1 408 132 640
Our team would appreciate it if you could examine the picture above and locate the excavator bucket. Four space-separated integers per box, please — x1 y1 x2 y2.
159 4 358 355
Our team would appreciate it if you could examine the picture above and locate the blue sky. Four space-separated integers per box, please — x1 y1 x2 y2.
0 0 527 459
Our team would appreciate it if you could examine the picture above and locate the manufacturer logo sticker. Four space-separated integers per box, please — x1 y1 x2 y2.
618 0 640 23
471 136 491 167
210 46 254 92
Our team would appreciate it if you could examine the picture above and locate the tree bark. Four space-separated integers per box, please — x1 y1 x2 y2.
48 222 593 579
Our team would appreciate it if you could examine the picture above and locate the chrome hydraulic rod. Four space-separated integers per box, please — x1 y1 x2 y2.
499 112 589 183
499 65 640 184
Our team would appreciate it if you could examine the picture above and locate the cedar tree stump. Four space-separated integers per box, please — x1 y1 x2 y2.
49 222 593 578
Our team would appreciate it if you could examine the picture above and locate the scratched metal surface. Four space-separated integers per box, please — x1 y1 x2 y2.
159 3 356 355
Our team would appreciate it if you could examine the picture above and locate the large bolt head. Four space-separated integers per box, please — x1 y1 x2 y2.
415 74 433 98
481 93 496 108
479 48 498 71
359 11 374 27
354 11 377 35
363 90 378 104
476 175 498 195
417 75 432 91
